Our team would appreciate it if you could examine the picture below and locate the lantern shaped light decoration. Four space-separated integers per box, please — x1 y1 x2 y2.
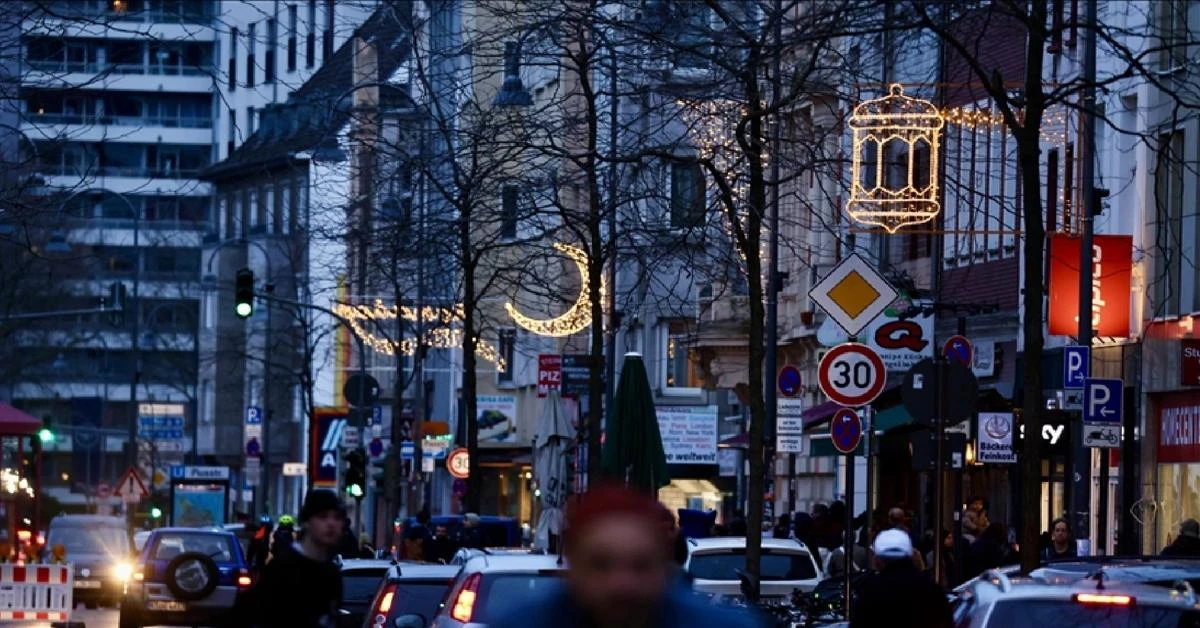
846 84 944 233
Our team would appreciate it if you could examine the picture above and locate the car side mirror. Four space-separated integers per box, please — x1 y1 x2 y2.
393 613 426 628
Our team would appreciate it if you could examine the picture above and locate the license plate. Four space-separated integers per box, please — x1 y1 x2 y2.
147 600 187 612
75 580 102 589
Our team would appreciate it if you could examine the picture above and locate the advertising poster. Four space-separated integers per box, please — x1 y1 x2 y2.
477 395 518 447
656 406 719 464
171 484 227 527
977 412 1017 464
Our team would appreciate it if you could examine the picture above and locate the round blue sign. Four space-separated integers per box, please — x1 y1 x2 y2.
830 408 863 455
245 436 261 457
778 365 802 398
943 335 973 367
368 437 384 458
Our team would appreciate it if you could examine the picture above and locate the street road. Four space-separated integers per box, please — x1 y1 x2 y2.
11 607 197 628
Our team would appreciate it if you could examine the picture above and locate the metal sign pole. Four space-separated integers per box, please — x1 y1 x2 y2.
843 450 855 623
932 355 946 588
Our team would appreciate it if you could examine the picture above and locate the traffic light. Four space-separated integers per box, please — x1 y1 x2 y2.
344 448 366 499
235 268 254 319
150 506 163 520
37 428 53 444
372 450 399 496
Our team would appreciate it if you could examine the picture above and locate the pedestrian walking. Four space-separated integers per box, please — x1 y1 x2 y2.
1162 519 1200 557
965 522 1015 578
269 514 296 563
850 529 952 628
233 490 346 627
402 509 433 561
247 517 272 577
455 512 484 549
488 484 759 628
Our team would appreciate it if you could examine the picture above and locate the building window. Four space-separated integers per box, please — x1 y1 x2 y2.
287 4 298 71
1158 0 1189 70
247 106 256 135
323 0 335 60
671 1 713 69
247 22 256 87
306 0 317 67
226 108 236 156
497 328 516 383
501 185 519 239
1155 129 1185 316
660 320 700 391
265 18 277 82
670 162 705 229
228 27 238 89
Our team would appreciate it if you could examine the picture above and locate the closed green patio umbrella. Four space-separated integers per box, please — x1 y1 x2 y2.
602 353 670 492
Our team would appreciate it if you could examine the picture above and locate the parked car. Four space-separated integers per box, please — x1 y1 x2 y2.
449 547 539 566
954 556 1200 594
432 553 567 628
952 569 1200 626
119 527 251 628
683 537 821 604
362 562 460 628
336 558 394 628
45 514 133 608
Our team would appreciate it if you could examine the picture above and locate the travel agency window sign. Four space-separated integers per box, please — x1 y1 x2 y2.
1159 393 1200 464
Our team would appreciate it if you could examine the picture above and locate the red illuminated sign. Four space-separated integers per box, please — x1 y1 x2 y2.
1158 392 1200 464
537 354 562 398
1047 234 1133 338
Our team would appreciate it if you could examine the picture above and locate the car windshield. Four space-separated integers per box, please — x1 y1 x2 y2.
473 573 564 623
987 599 1200 627
342 569 388 605
688 550 817 581
152 533 237 563
386 580 454 622
47 526 128 557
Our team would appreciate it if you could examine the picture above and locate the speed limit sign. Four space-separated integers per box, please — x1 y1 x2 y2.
818 343 886 407
446 448 470 479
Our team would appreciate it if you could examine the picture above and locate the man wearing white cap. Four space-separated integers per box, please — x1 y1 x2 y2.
849 529 952 628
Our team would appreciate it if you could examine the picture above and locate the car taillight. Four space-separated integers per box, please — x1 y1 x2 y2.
237 569 251 588
1075 593 1134 606
451 573 481 623
370 583 397 628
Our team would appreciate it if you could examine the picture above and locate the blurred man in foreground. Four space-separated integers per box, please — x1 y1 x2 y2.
489 484 757 628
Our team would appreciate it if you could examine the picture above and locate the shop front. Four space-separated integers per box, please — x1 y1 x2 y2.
1150 391 1200 550
654 405 727 524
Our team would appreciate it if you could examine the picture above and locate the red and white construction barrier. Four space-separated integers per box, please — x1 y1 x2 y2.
0 563 72 622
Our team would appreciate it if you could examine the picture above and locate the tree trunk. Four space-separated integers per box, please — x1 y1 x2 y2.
1017 0 1048 573
463 248 481 513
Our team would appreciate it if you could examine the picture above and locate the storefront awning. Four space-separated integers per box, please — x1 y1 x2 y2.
718 432 749 449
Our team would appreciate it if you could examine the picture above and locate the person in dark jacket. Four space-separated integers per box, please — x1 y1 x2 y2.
455 513 484 550
487 484 758 628
402 509 433 561
1162 519 1200 557
336 516 359 558
1041 518 1077 561
851 529 952 628
427 525 457 564
270 515 296 562
234 490 345 627
966 522 1015 579
247 518 272 576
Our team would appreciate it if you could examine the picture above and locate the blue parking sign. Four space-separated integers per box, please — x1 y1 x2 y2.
1084 378 1122 424
1064 346 1090 390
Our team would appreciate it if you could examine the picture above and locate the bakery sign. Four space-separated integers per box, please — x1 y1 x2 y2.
1158 393 1200 463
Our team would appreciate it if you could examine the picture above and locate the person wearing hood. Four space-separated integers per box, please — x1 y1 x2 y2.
1162 519 1200 557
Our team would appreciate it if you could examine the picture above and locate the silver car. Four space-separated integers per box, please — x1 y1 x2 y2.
431 553 567 628
953 569 1200 627
683 537 822 604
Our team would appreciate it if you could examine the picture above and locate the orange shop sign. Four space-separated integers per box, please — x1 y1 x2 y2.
1047 234 1133 338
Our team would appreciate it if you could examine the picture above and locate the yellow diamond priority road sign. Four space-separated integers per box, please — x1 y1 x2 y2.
809 253 898 337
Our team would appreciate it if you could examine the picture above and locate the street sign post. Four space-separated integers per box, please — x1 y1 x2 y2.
1064 346 1091 390
776 398 805 453
830 408 863 454
1084 378 1122 450
818 343 887 407
343 373 381 408
809 253 899 337
901 358 979 426
116 467 149 503
943 335 972 367
777 365 802 398
399 440 415 460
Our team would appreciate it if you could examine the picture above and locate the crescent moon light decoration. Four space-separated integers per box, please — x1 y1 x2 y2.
504 242 604 338
331 242 601 369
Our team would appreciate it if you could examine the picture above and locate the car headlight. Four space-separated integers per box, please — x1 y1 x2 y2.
114 562 134 582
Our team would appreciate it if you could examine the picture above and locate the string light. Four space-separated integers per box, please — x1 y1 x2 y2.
504 242 604 337
847 84 945 233
333 303 507 371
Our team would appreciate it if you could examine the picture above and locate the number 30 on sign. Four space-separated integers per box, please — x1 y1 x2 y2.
818 343 887 407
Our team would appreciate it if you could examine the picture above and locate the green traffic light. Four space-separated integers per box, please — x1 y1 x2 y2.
150 507 162 519
346 484 364 498
37 428 53 443
235 302 253 318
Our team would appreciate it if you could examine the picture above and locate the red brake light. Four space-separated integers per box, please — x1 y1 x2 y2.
1075 593 1134 606
451 573 482 623
370 583 397 628
237 569 252 588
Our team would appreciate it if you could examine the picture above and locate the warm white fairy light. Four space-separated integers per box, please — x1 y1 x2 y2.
503 242 604 337
847 84 945 233
333 303 506 370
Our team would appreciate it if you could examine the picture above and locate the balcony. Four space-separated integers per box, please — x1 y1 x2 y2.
35 1 216 25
